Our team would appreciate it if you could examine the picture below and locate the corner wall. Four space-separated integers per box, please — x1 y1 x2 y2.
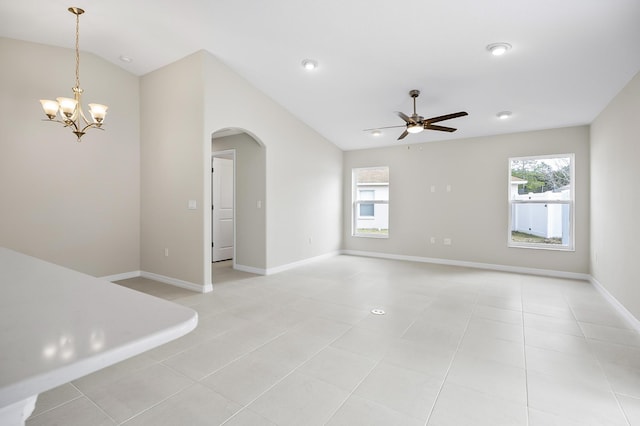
140 52 206 287
202 52 343 272
343 126 590 274
0 38 140 277
591 71 640 320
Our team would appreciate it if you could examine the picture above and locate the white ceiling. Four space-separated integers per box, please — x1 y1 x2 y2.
2 0 640 151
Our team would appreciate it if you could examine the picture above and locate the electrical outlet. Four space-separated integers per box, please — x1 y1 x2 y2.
164 248 169 257
443 238 452 245
430 237 436 244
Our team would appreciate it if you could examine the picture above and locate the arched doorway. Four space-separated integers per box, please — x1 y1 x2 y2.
210 128 266 284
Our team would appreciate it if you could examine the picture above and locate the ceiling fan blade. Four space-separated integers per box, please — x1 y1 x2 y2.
397 130 409 140
425 124 457 132
424 111 468 124
396 111 416 124
362 124 406 131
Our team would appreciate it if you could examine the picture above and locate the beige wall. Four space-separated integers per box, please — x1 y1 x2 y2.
202 51 343 272
140 52 206 286
591 71 640 320
139 51 342 288
212 133 267 270
0 38 140 277
343 126 590 274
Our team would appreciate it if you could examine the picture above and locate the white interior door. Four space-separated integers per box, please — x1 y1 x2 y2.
212 156 234 262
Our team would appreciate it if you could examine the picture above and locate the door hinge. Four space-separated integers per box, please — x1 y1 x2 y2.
212 242 214 247
212 167 214 173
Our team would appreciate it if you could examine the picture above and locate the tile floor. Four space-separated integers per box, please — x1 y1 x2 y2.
26 256 640 425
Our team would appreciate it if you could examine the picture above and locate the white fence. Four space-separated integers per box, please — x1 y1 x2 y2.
511 189 570 244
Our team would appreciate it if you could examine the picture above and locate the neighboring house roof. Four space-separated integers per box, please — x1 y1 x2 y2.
357 168 389 184
510 176 528 184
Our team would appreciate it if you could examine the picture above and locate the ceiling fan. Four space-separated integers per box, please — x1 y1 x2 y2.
365 90 468 140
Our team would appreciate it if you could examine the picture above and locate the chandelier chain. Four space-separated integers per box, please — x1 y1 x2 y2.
74 11 80 89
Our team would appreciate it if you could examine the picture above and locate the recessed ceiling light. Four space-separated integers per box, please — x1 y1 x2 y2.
301 59 318 71
371 129 383 137
497 111 512 119
486 42 512 56
119 55 133 63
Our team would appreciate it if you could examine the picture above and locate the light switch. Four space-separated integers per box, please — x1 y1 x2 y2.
257 200 262 209
430 185 436 193
188 200 197 210
446 185 452 192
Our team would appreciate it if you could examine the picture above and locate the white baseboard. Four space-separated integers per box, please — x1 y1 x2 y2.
100 271 142 282
100 270 210 293
233 264 266 275
141 271 212 293
590 276 640 333
265 251 340 275
340 250 590 281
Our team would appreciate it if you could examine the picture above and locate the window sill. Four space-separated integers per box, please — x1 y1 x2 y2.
353 234 389 239
508 243 575 252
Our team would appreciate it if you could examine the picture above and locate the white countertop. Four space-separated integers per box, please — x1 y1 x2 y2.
0 247 198 409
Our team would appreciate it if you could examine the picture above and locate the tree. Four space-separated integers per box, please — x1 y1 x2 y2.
511 157 570 194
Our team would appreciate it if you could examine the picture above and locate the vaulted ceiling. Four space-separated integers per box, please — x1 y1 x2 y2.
2 0 639 150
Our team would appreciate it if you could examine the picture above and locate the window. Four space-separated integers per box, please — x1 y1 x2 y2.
508 154 574 250
358 190 375 217
353 166 389 237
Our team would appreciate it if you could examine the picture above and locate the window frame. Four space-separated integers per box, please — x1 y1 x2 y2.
507 153 575 251
352 167 389 239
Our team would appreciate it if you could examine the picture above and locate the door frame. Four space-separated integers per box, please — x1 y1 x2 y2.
211 149 236 269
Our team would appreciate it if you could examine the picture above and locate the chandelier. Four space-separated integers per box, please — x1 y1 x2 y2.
40 7 108 142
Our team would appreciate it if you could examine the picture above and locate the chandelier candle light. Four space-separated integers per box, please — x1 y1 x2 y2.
40 7 108 142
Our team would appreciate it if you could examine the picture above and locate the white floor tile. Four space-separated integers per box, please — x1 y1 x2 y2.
525 345 611 391
79 363 194 423
617 394 640 425
30 383 82 417
200 353 291 405
38 256 635 426
221 408 277 426
330 326 397 361
354 362 441 421
326 394 419 426
446 354 527 404
579 322 640 347
524 327 594 357
297 346 377 392
457 332 525 368
524 312 584 337
248 371 350 426
27 397 115 426
121 383 241 426
427 382 527 426
383 338 457 380
527 371 628 426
